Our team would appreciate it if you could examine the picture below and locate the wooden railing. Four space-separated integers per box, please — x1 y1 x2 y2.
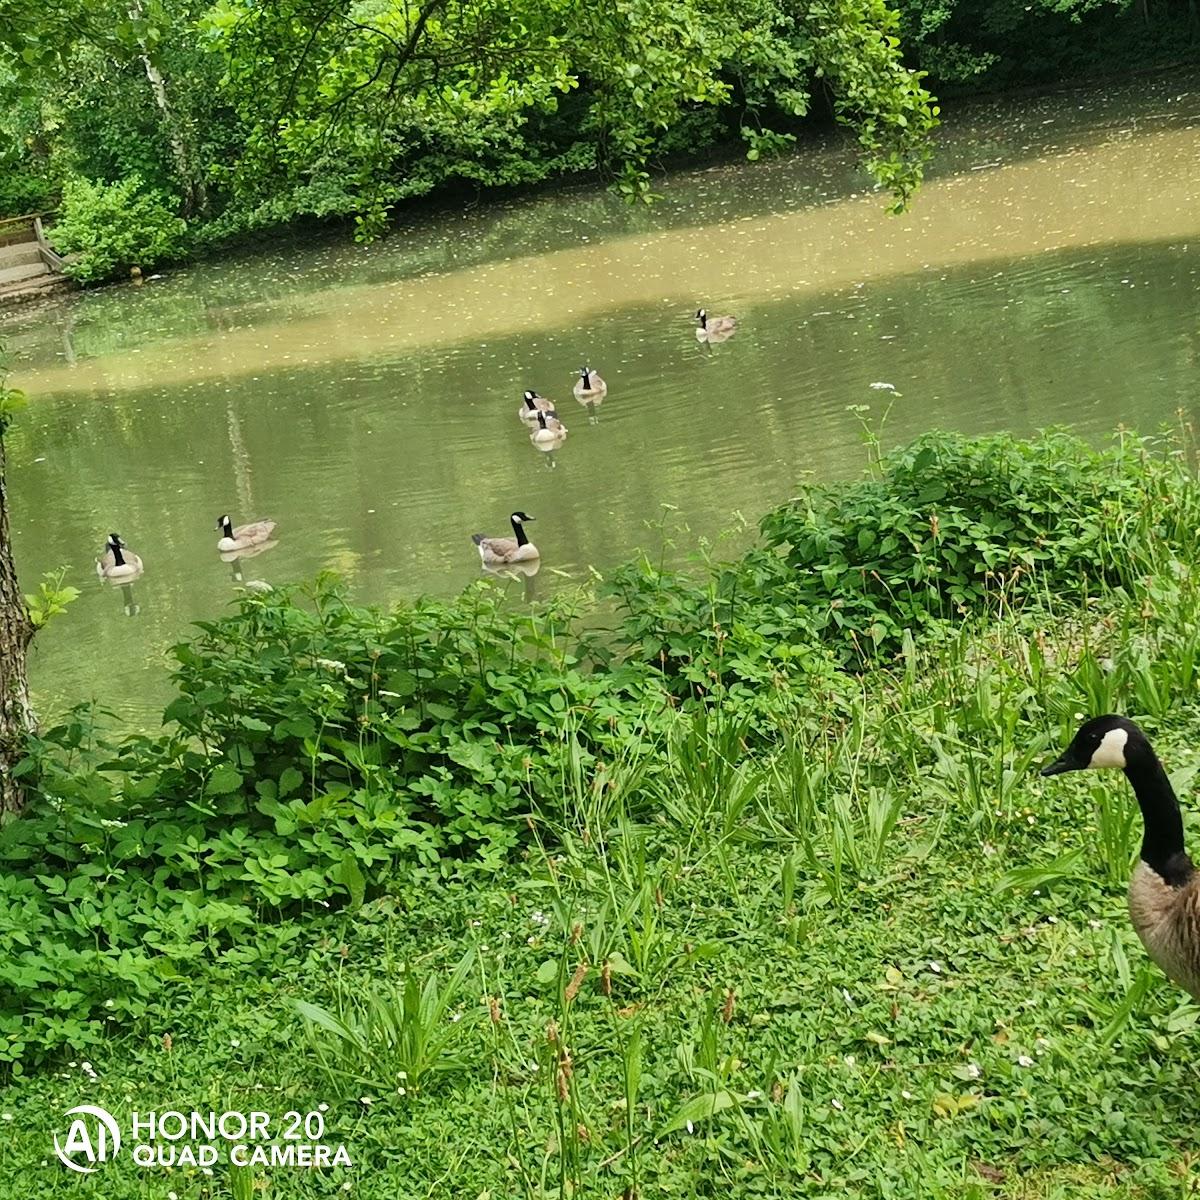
0 212 63 273
32 216 63 273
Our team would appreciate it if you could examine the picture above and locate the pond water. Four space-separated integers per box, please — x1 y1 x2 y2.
4 73 1200 724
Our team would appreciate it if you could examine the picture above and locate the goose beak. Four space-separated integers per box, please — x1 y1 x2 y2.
1040 753 1080 777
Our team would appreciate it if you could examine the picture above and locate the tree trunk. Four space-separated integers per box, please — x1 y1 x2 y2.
129 0 209 217
0 429 34 817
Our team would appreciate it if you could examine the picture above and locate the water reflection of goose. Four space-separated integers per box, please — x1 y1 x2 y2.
216 514 277 553
96 533 144 581
518 390 558 424
472 512 539 566
118 582 141 617
221 544 277 592
695 308 737 344
482 557 540 601
573 367 607 420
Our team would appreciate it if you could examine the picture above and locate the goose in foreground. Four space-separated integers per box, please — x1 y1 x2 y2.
518 390 558 424
573 367 607 405
1041 715 1200 1000
472 512 538 566
216 514 277 553
529 409 568 451
695 308 737 343
96 533 144 581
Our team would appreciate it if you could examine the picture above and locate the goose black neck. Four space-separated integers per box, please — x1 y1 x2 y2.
1125 750 1193 885
111 544 126 567
222 518 234 538
698 313 707 328
511 518 528 547
581 370 591 388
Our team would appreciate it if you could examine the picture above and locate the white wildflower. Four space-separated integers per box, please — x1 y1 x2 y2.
318 1103 329 1112
686 1120 694 1134
359 1096 374 1106
230 1038 240 1048
901 1090 913 1100
1088 919 1103 930
1016 1055 1034 1068
844 1055 856 1067
530 910 550 927
928 961 943 974
965 1062 981 1079
831 1098 845 1111
1 1113 12 1121
316 658 347 672
746 1090 764 1101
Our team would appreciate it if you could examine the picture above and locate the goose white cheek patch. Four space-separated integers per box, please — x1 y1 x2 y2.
1089 727 1129 768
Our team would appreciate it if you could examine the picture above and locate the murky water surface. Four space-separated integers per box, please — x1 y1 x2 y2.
5 74 1200 722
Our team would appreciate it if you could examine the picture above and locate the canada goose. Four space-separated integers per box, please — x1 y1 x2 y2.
216 514 277 553
1041 715 1200 1001
96 533 143 581
472 512 539 566
573 367 607 405
530 409 568 451
518 390 558 424
695 308 737 344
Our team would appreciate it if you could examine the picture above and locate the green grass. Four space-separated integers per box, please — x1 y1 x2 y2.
5 582 1200 1199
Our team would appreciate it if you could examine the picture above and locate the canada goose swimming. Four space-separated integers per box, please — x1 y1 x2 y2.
1041 715 1200 1001
573 367 607 405
96 533 144 581
472 512 539 566
216 514 277 553
695 308 737 344
518 390 558 424
530 409 568 451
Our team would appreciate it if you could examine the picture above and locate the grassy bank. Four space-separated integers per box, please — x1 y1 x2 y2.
2 428 1200 1197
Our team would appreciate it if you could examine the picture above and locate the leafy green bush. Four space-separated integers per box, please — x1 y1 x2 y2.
49 174 189 283
607 430 1200 691
0 580 652 1068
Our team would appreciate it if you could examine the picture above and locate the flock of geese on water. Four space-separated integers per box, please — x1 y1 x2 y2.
471 307 738 573
88 303 1200 1008
93 306 739 595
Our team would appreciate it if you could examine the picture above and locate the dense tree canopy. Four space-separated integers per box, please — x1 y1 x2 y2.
0 0 1193 274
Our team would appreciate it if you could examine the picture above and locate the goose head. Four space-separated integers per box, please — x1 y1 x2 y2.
511 511 535 525
1040 714 1147 775
523 390 541 409
695 309 707 326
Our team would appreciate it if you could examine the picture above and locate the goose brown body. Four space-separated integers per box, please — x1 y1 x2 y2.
1042 715 1200 1001
695 308 737 343
1128 862 1200 999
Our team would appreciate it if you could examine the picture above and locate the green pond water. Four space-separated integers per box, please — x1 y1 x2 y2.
4 73 1200 724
